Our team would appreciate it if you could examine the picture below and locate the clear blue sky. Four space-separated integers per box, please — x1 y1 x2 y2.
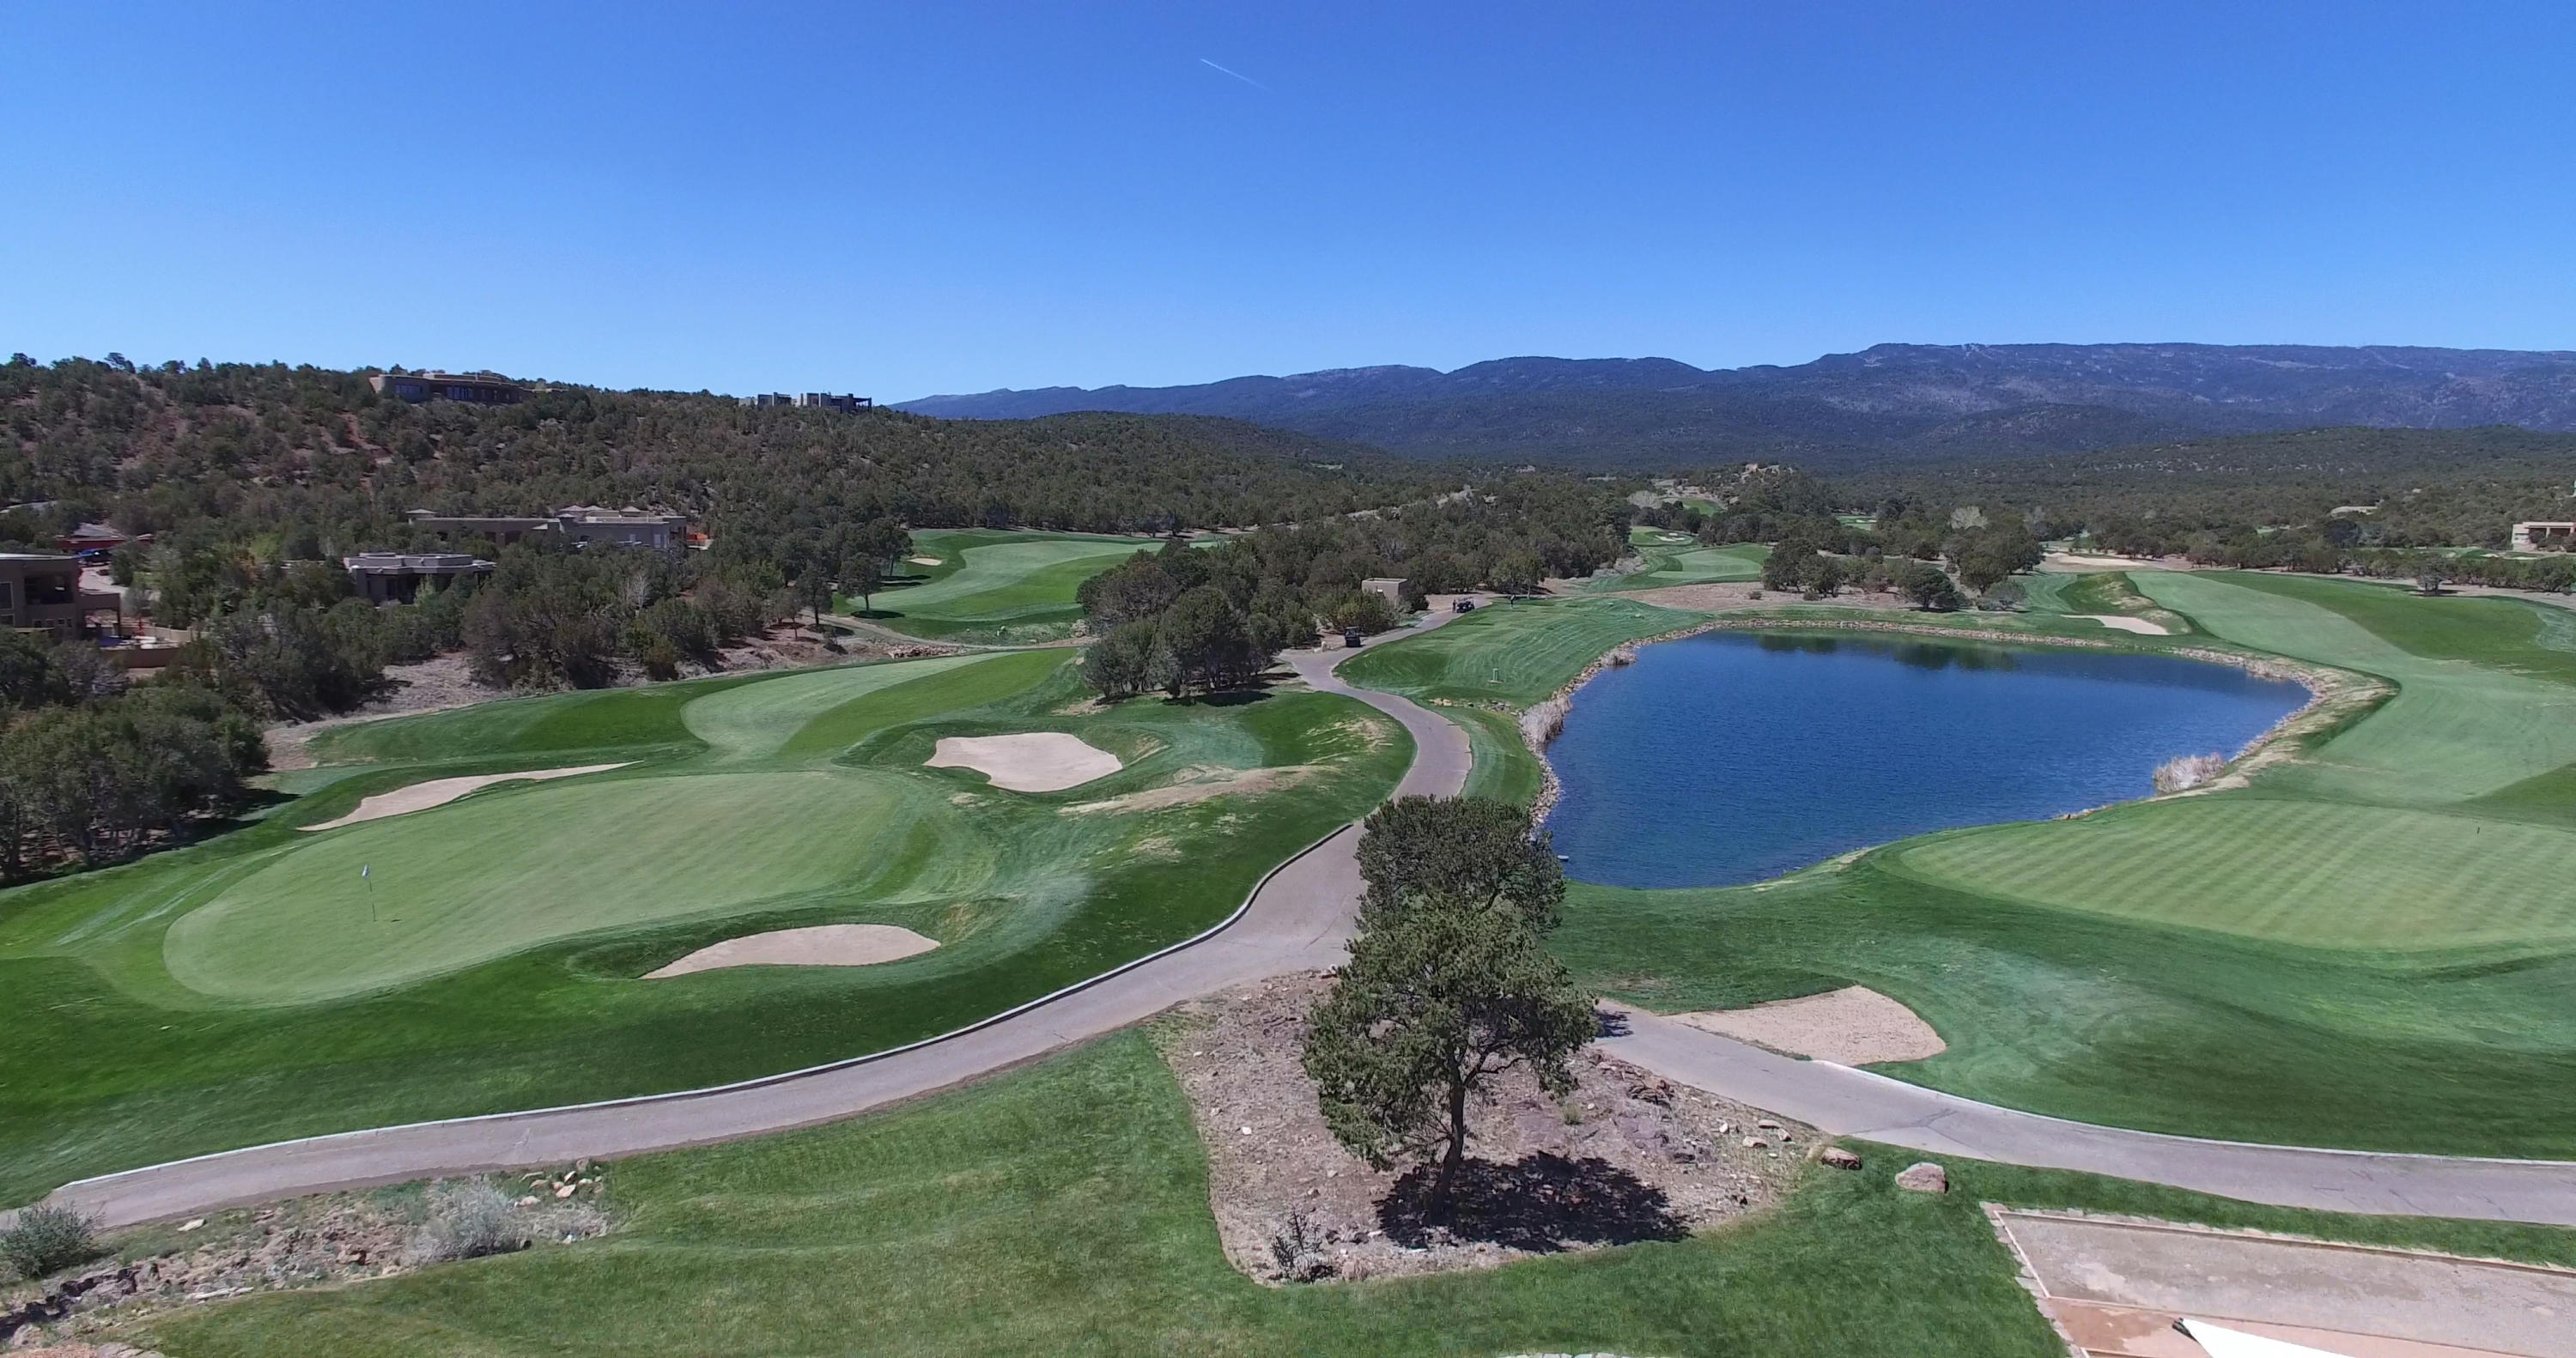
5 2 2571 400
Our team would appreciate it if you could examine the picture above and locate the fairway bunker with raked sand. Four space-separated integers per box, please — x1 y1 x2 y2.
644 924 942 978
926 732 1123 791
298 763 631 830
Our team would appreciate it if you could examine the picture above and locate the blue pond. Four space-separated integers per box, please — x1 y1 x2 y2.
1542 631 2307 888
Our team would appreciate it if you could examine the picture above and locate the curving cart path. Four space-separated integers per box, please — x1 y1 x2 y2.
34 608 2576 1232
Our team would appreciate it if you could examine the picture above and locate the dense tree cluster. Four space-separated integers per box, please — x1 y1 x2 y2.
0 632 264 880
1077 481 1633 699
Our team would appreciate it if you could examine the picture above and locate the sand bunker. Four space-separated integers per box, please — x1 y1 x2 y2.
300 764 630 831
644 924 939 978
926 732 1122 791
1670 985 1946 1065
1060 763 1315 815
2077 614 2172 636
907 555 944 566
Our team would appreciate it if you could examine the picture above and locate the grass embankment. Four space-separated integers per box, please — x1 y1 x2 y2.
0 652 1410 1202
130 1034 2576 1357
1557 570 2576 1156
863 528 1163 641
1341 597 1706 803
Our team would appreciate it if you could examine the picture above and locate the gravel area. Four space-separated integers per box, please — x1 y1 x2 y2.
1157 974 1810 1284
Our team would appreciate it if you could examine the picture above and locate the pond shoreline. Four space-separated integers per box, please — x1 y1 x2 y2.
1519 611 2377 839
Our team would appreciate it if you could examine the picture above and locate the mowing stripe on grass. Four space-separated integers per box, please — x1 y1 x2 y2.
1893 797 2576 950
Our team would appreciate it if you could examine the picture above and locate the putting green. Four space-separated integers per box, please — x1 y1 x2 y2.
874 531 1159 637
1893 798 2576 950
166 770 975 1003
1588 540 1766 591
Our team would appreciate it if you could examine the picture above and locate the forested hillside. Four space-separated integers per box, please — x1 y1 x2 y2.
903 343 2576 470
1834 426 2576 551
0 355 1424 553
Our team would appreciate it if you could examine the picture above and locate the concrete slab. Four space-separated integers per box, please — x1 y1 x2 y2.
1995 1209 2576 1358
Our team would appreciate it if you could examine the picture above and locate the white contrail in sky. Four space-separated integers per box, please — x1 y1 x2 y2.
1200 58 1270 92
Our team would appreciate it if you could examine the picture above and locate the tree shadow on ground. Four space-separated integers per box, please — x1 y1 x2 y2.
1376 1153 1686 1252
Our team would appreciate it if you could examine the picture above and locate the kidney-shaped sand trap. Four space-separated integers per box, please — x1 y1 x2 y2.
301 763 630 831
1670 985 1946 1065
926 732 1122 792
645 924 940 978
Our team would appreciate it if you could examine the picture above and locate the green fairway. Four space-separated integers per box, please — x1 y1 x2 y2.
1553 569 2576 1156
130 1034 2576 1357
1340 597 1704 707
1586 537 1767 591
1892 797 2576 950
0 651 1411 1200
867 529 1162 640
2135 573 2576 802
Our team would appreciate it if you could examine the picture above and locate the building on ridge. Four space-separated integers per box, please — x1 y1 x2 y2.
369 370 528 405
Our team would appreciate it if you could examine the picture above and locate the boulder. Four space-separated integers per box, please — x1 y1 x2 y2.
1894 1161 1948 1193
1820 1147 1863 1171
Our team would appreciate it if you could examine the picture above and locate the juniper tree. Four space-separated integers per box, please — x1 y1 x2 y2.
1303 797 1597 1216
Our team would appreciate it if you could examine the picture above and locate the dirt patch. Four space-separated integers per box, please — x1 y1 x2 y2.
925 732 1121 792
2077 614 2172 636
643 924 939 977
1668 985 1947 1064
1060 764 1315 815
263 655 497 770
1157 974 1808 1284
299 763 630 831
1 1169 608 1351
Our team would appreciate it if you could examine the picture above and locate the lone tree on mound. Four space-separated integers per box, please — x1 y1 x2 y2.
1303 796 1598 1216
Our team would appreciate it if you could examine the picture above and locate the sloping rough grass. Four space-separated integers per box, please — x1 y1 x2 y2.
132 1034 2576 1356
1892 797 2576 950
131 1035 2071 1358
0 652 1411 1201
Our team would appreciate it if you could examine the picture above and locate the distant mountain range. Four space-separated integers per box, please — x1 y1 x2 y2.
898 344 2576 470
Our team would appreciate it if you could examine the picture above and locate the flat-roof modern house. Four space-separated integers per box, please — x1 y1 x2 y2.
1 552 99 640
1360 577 1412 609
342 552 495 604
2512 521 2576 552
369 371 528 405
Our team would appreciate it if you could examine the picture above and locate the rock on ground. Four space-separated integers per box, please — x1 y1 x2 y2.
1896 1161 1950 1193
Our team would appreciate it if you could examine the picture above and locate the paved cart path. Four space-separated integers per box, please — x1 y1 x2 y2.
34 604 2576 1231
